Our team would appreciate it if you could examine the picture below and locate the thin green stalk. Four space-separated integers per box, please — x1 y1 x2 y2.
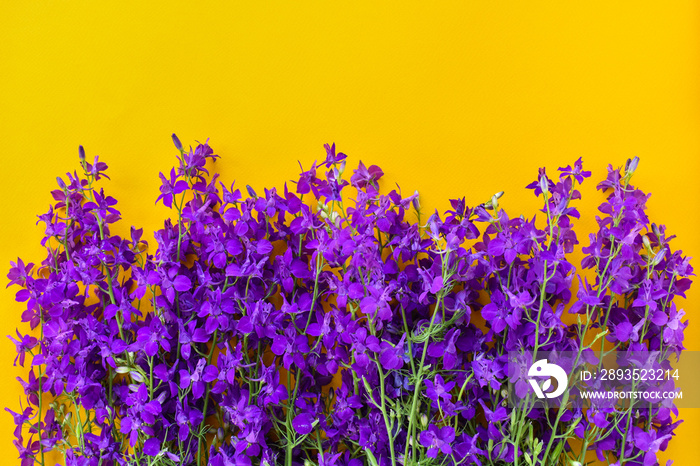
374 356 397 466
404 295 442 463
304 247 324 331
196 329 219 465
38 312 45 466
286 367 303 466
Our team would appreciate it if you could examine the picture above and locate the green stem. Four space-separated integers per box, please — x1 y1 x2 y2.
404 295 442 463
196 329 219 465
286 367 302 466
304 246 324 332
38 312 45 466
372 335 397 466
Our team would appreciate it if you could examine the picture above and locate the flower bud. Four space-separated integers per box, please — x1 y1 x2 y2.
501 388 509 399
420 413 428 428
539 175 549 194
78 145 86 162
64 412 72 423
217 427 225 442
362 377 373 394
338 160 347 176
626 156 639 176
491 194 499 210
642 235 652 252
412 190 420 211
115 366 131 374
494 191 504 199
172 133 183 152
130 371 144 383
317 201 331 219
246 185 257 198
652 249 666 266
56 177 66 190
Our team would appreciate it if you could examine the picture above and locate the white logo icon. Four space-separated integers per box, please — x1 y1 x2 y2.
528 359 567 399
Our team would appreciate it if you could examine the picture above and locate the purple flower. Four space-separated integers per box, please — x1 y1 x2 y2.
292 412 315 435
481 290 520 334
7 258 34 288
424 374 455 406
378 334 406 370
295 161 318 195
159 266 192 303
7 330 38 367
322 143 347 166
156 168 189 208
175 399 203 442
428 328 461 369
134 317 172 357
632 426 672 466
5 404 34 442
143 438 161 456
253 361 288 406
350 161 383 189
419 424 456 458
179 358 219 399
472 353 504 391
271 325 309 370
558 157 592 184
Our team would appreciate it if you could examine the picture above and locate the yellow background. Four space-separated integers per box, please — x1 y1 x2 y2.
1 1 698 464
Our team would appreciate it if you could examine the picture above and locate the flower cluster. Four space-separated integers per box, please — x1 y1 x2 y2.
6 137 692 466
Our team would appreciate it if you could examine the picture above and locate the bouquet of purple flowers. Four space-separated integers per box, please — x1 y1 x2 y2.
7 136 692 466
